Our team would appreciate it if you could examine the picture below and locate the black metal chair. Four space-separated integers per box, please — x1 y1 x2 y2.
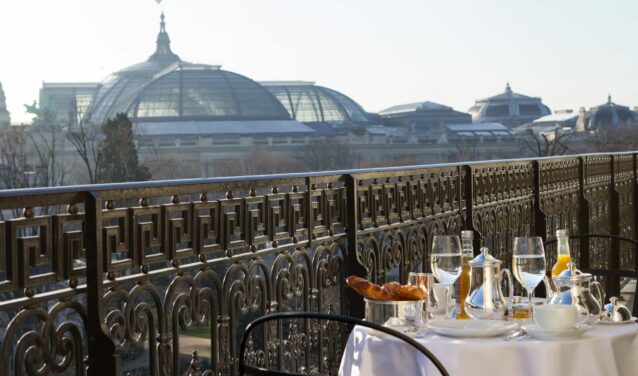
239 311 449 376
545 233 638 314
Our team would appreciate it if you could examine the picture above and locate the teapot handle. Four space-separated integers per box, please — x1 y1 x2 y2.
590 280 604 307
500 268 514 300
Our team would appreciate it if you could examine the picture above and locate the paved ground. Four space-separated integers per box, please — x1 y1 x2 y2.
179 335 212 358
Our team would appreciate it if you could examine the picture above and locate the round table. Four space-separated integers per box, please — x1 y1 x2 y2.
338 322 638 376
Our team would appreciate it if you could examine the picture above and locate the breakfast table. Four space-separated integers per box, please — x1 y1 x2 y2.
338 322 638 376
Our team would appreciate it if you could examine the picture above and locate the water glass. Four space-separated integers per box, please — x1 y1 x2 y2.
512 236 547 316
430 235 462 319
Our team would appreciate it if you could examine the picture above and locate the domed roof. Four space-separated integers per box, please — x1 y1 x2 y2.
85 14 290 125
585 95 638 130
261 81 372 126
119 12 181 75
468 83 551 127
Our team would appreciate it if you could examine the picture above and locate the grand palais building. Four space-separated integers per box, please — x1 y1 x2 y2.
31 14 624 180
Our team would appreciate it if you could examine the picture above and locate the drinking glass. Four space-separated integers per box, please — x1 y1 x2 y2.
512 237 547 316
408 272 438 319
430 235 462 319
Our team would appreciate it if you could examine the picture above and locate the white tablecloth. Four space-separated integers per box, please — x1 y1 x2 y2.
339 322 638 376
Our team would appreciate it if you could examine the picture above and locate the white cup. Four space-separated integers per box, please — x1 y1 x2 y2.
533 304 578 330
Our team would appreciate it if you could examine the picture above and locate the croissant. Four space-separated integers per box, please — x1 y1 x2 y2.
382 281 427 301
346 276 394 301
346 276 427 301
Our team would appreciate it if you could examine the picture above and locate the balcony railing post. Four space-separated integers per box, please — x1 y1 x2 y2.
609 155 621 297
344 174 366 318
463 165 480 254
85 191 120 375
533 160 547 244
578 157 590 269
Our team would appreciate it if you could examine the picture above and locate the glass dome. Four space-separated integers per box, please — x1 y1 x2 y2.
85 14 290 125
261 82 371 126
586 95 638 130
468 83 551 127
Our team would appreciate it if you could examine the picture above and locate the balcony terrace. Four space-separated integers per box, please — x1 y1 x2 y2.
0 152 636 375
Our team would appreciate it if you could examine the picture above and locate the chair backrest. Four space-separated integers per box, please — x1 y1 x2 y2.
238 311 449 376
545 233 638 314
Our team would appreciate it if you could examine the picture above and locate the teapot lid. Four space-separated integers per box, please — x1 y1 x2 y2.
469 247 502 267
554 262 592 282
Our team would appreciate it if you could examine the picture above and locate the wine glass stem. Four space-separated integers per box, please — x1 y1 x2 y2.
445 285 452 318
528 290 533 317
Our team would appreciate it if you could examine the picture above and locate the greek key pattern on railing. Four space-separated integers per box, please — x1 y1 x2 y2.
614 154 636 270
471 161 534 268
0 153 637 375
538 157 581 267
353 166 465 284
583 155 613 269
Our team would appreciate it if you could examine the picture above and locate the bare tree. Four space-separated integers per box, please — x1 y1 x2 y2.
586 123 638 153
0 126 43 219
24 102 67 187
450 136 480 162
301 139 359 171
0 126 35 188
66 99 102 183
145 153 200 180
522 127 572 157
243 147 306 175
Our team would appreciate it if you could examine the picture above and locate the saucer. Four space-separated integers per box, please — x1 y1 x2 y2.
598 317 638 325
428 319 519 338
522 323 592 340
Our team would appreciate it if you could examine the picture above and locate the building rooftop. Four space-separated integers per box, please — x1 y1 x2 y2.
378 101 454 115
85 14 291 127
135 119 314 136
468 83 551 127
262 82 373 127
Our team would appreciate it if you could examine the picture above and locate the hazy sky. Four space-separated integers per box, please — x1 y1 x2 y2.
1 0 637 122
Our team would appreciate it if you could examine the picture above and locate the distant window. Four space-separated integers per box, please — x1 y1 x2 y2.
290 138 306 144
485 105 509 117
212 138 239 145
518 104 541 116
254 138 269 145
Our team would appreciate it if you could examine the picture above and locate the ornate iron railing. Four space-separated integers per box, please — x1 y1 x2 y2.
0 152 636 375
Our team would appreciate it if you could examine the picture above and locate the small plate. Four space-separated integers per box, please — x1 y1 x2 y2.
522 323 592 340
428 319 519 338
598 317 638 325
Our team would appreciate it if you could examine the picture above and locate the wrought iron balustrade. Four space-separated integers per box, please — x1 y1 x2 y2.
0 152 636 375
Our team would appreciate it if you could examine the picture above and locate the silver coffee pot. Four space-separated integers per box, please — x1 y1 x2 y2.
464 247 513 319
